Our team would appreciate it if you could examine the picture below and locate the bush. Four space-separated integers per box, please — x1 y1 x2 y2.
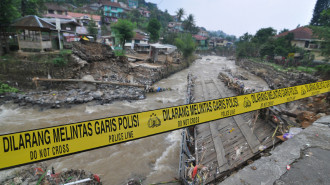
174 34 196 58
316 64 330 75
0 83 19 94
114 50 126 57
51 50 70 66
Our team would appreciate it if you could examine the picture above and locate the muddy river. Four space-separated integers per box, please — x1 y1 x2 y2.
0 56 268 184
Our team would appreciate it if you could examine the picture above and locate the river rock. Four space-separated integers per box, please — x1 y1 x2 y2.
79 75 96 91
91 91 104 99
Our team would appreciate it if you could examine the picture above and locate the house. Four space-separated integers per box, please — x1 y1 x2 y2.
11 15 56 52
149 43 177 63
198 29 209 38
138 7 150 18
124 31 149 50
43 14 72 20
276 27 324 61
41 18 81 47
41 18 80 33
67 12 101 28
193 35 209 50
127 0 138 8
168 22 183 33
101 0 124 23
44 2 68 16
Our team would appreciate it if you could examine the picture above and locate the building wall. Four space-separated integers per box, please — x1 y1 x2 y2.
291 40 306 48
103 6 123 17
128 0 138 8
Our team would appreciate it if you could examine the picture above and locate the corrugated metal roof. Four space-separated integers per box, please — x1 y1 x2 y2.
11 15 56 31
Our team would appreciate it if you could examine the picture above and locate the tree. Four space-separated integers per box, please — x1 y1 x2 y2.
311 8 330 60
0 0 21 25
252 27 277 44
183 14 196 33
147 18 161 43
87 20 98 39
174 33 196 58
279 28 289 34
176 8 185 22
112 19 135 50
21 0 45 16
318 8 330 26
310 0 330 25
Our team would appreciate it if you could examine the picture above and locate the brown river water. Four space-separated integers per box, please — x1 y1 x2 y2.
0 56 268 184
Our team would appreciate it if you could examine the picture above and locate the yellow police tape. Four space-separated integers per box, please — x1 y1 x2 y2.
0 80 329 170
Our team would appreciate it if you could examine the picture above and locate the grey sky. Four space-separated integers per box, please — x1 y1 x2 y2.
146 0 317 37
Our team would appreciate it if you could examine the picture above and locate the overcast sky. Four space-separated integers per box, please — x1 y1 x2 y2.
145 0 317 37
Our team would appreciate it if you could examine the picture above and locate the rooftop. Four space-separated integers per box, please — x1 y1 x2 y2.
101 0 122 8
276 27 317 40
67 12 101 22
11 15 56 31
193 35 208 41
43 14 72 19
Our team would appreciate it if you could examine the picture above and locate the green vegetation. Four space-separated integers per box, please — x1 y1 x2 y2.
147 18 161 43
183 14 198 34
176 8 185 22
0 82 19 94
174 34 196 58
311 8 330 61
51 50 71 66
249 58 318 74
310 0 329 26
114 50 126 57
87 20 98 39
112 19 135 50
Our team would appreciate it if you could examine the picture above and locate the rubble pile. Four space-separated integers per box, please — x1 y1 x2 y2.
220 60 330 138
218 72 255 95
1 165 101 185
72 41 114 62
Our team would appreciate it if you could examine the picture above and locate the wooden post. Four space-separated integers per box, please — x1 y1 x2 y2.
17 30 22 52
39 30 44 52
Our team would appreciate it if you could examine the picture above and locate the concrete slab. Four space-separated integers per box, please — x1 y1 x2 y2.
219 116 330 185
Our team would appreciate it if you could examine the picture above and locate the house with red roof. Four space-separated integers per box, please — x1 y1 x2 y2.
193 35 209 50
276 26 324 60
67 12 101 27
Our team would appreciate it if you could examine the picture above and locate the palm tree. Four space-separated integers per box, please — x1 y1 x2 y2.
176 8 185 22
183 14 195 33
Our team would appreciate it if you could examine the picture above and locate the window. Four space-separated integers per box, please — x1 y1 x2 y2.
111 7 117 11
305 41 310 48
48 10 54 14
57 10 63 15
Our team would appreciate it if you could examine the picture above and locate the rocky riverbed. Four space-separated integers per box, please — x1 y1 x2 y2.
1 86 145 109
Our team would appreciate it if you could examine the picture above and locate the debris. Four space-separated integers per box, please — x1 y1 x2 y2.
289 127 303 135
286 165 291 170
283 133 293 140
258 145 267 151
250 166 257 170
247 160 254 165
276 135 286 141
297 111 317 128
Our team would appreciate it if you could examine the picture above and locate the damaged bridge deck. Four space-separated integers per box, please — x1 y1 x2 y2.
192 78 277 184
